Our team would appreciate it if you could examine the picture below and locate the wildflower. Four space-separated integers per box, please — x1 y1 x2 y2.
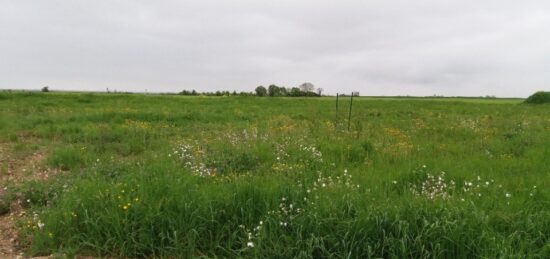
505 193 511 198
247 241 254 248
392 180 397 184
48 232 53 238
37 221 45 229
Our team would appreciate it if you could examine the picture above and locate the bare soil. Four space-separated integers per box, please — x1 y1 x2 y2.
0 143 61 258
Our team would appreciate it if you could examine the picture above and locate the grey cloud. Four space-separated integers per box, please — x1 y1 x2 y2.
1 0 550 97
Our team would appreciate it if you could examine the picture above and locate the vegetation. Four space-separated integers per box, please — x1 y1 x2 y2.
180 83 320 97
525 91 550 104
1 91 549 258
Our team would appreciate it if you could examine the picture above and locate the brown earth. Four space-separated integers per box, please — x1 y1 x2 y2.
0 143 62 258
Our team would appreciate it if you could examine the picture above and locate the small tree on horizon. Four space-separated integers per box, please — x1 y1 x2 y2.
268 84 281 97
255 86 267 96
299 82 315 92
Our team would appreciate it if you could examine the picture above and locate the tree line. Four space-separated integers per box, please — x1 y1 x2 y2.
179 83 322 97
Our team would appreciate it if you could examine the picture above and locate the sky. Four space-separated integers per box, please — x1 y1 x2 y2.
1 0 550 97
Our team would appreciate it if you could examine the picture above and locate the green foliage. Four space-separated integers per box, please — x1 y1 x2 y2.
525 91 550 104
255 85 267 97
0 92 549 258
47 147 86 171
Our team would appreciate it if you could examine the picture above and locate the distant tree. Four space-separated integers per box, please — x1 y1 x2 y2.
255 86 267 96
41 86 49 92
191 90 197 95
279 87 288 96
317 88 323 96
299 82 315 92
290 87 301 97
268 84 284 97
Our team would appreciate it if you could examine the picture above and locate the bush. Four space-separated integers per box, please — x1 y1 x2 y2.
41 86 49 92
525 91 550 104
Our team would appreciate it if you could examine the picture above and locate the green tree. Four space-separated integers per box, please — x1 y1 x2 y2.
268 84 281 97
255 86 267 96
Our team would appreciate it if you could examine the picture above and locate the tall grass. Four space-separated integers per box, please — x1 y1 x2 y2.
1 92 549 258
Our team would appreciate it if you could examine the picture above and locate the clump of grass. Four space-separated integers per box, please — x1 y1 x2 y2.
0 198 9 215
47 147 86 171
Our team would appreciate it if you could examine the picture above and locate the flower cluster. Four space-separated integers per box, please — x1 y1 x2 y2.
410 171 455 200
312 169 359 191
299 144 323 163
172 142 214 177
239 220 263 249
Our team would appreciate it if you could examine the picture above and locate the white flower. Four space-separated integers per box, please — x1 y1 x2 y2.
344 169 348 173
247 241 254 248
505 193 511 198
392 181 397 184
37 221 45 229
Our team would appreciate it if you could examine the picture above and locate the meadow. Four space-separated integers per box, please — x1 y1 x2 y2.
0 91 549 258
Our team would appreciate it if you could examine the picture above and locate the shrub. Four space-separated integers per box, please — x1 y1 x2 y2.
41 86 49 92
524 91 550 104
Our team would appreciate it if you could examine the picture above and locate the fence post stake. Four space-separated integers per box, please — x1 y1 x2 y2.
336 93 339 125
348 92 353 131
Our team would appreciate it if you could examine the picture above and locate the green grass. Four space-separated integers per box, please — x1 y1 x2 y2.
1 91 549 258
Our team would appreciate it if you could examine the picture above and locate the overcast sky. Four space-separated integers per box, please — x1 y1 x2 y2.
1 1 550 97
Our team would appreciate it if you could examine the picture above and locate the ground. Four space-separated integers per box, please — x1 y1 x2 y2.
0 91 548 258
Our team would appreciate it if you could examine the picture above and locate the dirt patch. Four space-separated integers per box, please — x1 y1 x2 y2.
0 143 62 258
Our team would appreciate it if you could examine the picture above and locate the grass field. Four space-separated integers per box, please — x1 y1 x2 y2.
1 91 549 258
